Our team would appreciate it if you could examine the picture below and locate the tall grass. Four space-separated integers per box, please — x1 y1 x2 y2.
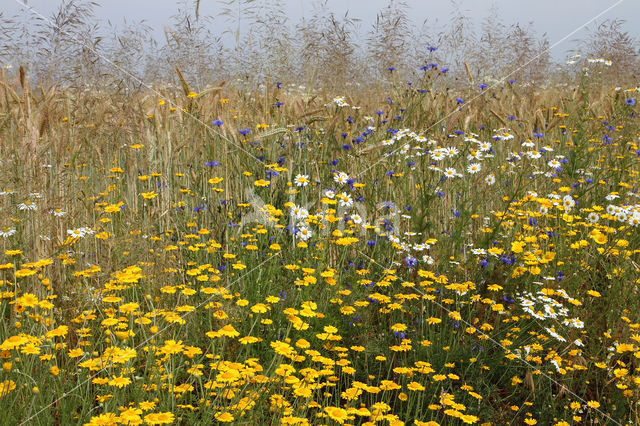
1 1 638 89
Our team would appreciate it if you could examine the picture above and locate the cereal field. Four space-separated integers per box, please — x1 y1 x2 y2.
1 4 640 424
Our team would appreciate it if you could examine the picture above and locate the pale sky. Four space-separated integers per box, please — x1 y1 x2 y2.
4 0 638 60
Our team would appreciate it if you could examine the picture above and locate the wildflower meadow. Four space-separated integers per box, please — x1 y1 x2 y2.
1 1 640 425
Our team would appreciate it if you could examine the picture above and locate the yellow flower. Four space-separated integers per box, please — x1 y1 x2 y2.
379 380 401 390
144 412 175 424
218 324 240 338
324 406 348 424
239 336 261 345
104 202 124 213
139 401 156 411
120 407 142 424
335 237 359 246
215 412 234 422
16 293 38 307
161 339 184 355
0 380 16 397
46 326 68 338
426 317 442 325
68 348 84 358
407 381 425 391
15 269 37 278
587 400 600 409
254 179 270 187
448 311 462 321
108 375 131 388
589 230 607 244
141 191 158 199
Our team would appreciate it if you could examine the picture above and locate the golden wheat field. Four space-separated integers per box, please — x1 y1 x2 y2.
1 1 640 425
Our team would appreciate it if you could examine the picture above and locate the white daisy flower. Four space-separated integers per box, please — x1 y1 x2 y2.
18 201 37 211
548 159 561 168
338 193 353 207
443 168 459 178
485 174 496 185
467 163 481 174
294 174 310 187
298 226 312 241
0 227 16 238
334 172 349 185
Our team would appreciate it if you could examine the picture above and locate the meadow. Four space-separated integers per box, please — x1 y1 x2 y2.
0 3 640 422
0 59 638 425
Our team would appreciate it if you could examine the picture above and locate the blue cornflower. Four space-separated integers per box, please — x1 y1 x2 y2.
212 119 224 126
205 160 219 167
625 98 636 106
404 256 418 268
238 128 250 135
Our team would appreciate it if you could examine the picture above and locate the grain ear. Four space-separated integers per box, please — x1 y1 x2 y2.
464 62 474 84
525 371 535 397
174 66 191 97
19 65 25 90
